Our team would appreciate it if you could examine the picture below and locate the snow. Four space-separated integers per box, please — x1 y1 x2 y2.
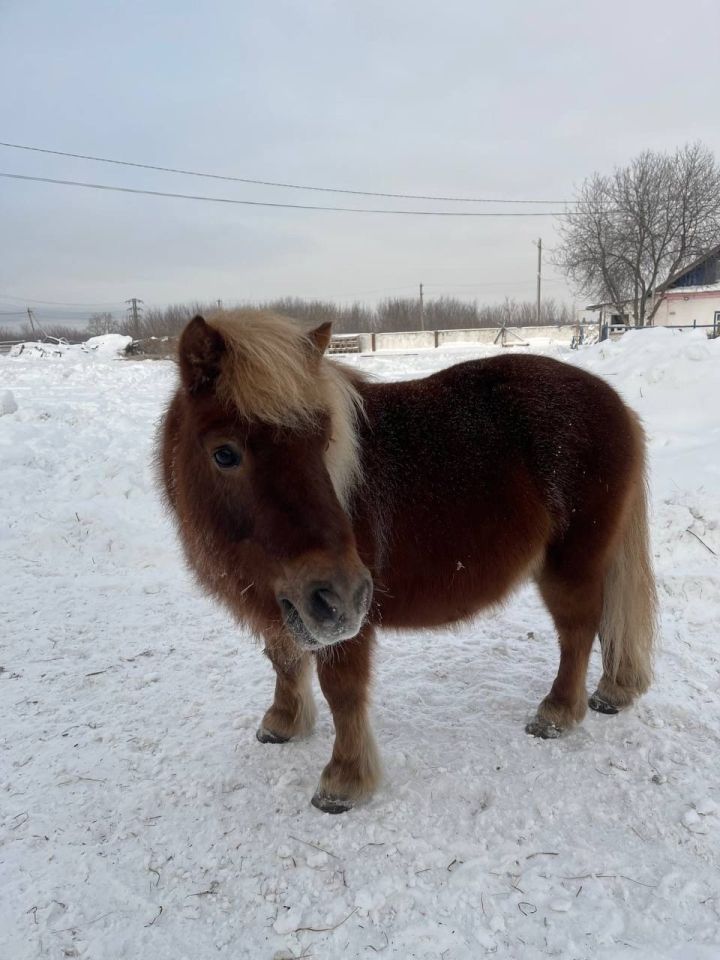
1 389 17 416
1 328 719 959
666 283 720 295
7 333 132 360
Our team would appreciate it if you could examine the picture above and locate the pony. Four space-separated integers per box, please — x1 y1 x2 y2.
159 309 657 814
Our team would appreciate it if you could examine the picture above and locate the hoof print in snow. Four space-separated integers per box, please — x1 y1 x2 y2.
256 726 290 744
311 791 354 815
0 390 18 416
589 692 620 714
525 718 563 739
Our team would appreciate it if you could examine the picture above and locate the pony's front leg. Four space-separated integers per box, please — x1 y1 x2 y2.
312 625 381 814
256 641 316 744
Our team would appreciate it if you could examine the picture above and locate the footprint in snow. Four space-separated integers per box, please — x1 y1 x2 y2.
682 799 717 834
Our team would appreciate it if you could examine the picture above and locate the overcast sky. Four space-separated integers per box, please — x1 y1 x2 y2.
2 0 720 325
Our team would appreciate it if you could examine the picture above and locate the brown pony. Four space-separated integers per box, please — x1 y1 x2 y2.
159 310 657 814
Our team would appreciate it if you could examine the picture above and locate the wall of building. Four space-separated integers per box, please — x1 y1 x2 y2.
654 290 720 327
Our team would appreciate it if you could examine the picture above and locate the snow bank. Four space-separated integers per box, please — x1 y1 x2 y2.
8 333 133 360
83 333 134 356
1 329 719 959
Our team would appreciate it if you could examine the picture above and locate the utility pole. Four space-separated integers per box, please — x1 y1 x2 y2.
419 282 424 331
534 238 542 325
26 307 38 338
216 299 223 311
125 298 144 339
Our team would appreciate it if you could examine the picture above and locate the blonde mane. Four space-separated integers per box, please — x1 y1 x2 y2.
207 309 364 507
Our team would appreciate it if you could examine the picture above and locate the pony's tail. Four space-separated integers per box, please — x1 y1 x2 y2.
595 439 657 710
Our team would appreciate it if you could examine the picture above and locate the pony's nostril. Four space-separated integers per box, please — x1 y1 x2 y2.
310 587 342 624
304 574 371 631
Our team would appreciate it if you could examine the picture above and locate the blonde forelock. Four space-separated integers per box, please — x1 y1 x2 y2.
206 309 364 506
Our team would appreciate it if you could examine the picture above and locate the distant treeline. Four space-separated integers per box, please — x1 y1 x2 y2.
0 323 87 344
142 296 575 337
0 296 576 345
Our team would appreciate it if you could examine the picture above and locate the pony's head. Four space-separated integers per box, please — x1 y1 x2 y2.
172 310 372 648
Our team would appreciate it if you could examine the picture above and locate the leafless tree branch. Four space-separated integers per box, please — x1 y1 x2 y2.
554 142 720 325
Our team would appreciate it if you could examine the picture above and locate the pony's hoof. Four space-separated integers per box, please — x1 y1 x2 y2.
311 791 354 815
256 726 290 744
588 692 619 715
525 717 563 739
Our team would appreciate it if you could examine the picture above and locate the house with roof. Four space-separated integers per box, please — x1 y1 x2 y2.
652 243 720 328
584 243 720 332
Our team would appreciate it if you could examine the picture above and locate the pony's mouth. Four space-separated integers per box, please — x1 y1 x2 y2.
279 599 320 647
278 594 368 647
277 573 372 647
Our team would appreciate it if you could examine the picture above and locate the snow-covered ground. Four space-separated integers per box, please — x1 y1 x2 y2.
1 329 719 960
5 334 133 361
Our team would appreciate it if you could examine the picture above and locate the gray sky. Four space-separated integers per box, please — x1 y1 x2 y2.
2 0 719 326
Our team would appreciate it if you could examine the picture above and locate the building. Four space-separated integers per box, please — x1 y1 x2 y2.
585 243 720 331
652 243 720 328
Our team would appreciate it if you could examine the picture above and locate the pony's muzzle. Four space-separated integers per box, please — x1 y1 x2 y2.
278 571 372 647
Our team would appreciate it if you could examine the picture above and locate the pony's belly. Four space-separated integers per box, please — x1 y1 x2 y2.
374 598 487 630
372 553 540 630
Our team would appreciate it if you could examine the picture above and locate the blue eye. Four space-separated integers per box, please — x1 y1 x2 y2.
212 445 242 469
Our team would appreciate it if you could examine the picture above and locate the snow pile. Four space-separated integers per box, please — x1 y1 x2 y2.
8 333 132 360
1 329 719 959
83 333 134 356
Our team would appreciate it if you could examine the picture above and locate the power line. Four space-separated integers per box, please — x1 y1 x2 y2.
0 291 125 306
423 279 565 288
1 282 570 311
305 285 420 299
0 140 578 205
0 172 576 216
13 312 112 319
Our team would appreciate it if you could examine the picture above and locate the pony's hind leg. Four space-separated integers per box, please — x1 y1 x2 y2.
588 632 640 714
526 565 603 739
256 645 316 744
589 634 651 715
589 482 656 715
313 625 380 814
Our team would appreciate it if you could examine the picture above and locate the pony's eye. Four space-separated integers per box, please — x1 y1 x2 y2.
212 445 242 469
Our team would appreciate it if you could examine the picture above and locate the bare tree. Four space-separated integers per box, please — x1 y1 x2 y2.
87 312 120 336
555 143 720 326
123 295 574 346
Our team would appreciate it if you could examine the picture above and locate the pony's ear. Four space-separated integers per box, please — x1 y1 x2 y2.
178 315 227 393
307 321 333 355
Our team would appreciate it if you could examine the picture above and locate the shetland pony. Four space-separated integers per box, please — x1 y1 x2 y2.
159 310 657 814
